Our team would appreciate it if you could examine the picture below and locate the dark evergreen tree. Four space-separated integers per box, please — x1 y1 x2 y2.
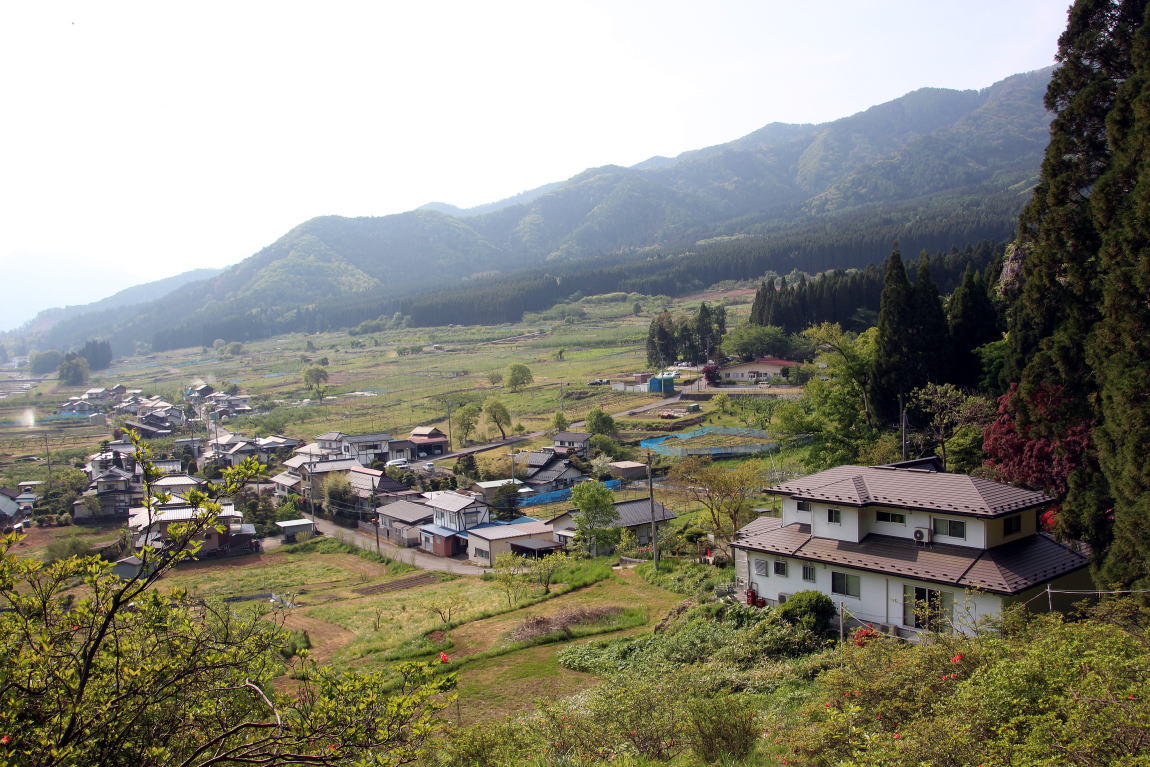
993 0 1146 559
910 254 951 386
948 267 1001 390
869 248 918 424
645 312 676 367
1089 0 1150 586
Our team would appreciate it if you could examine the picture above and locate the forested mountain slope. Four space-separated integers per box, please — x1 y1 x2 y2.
33 68 1052 354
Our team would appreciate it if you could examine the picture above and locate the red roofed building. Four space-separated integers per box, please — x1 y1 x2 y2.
733 462 1092 638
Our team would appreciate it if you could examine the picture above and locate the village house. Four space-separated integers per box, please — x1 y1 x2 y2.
466 519 560 564
718 357 801 383
552 431 592 457
59 398 100 415
0 488 20 519
471 478 527 502
375 499 435 547
73 466 141 520
418 490 492 557
512 450 588 493
127 496 251 555
549 498 677 549
731 463 1093 638
408 426 451 457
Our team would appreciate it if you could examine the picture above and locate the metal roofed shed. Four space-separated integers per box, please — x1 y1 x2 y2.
275 518 316 542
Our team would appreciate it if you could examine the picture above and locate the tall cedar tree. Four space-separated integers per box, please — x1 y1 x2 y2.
947 267 1000 390
1089 0 1150 586
869 249 918 424
910 255 951 387
994 0 1145 559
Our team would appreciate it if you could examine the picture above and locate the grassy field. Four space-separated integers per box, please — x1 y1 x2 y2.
133 538 694 722
7 522 124 562
1 288 758 482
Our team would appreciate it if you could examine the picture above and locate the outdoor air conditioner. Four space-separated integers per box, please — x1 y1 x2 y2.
913 527 933 543
777 592 792 604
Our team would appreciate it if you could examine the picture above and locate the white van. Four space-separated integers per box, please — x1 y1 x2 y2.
385 458 410 468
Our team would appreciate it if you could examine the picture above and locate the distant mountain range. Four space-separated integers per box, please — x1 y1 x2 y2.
21 67 1053 355
12 268 223 335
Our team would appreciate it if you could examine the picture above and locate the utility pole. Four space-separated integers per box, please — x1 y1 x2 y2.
445 400 454 451
898 394 907 461
371 477 381 555
646 448 659 571
42 432 53 483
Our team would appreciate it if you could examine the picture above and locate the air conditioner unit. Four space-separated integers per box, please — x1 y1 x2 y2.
778 592 792 604
913 527 933 543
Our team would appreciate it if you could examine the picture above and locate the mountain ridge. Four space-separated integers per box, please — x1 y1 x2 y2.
21 67 1054 354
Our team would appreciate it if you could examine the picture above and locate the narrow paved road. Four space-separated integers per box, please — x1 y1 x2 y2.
309 515 488 575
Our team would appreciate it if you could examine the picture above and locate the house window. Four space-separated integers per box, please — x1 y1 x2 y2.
1004 515 1022 536
876 511 906 524
831 571 860 598
773 560 788 577
796 500 811 512
802 564 817 582
753 559 768 576
827 508 842 525
932 518 966 539
474 547 490 560
902 585 954 630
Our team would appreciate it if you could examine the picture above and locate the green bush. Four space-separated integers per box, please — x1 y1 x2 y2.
775 590 838 636
686 694 761 763
635 559 734 595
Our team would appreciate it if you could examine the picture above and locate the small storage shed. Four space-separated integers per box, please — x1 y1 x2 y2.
275 518 316 543
648 374 676 394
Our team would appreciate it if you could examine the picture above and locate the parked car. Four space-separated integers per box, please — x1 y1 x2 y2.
423 462 435 472
385 458 410 468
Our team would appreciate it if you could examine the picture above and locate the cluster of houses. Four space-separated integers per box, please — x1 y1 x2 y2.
375 488 675 564
0 482 42 520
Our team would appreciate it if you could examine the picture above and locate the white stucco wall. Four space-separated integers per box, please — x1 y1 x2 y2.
735 547 1007 637
777 495 994 548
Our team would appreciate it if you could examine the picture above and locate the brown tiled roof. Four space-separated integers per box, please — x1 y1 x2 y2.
958 534 1091 593
733 517 1088 595
770 465 1053 518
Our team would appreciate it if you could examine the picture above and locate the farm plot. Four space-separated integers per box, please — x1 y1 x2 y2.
303 578 509 669
159 550 397 599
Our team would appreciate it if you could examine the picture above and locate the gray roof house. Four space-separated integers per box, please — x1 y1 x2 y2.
550 498 676 548
732 464 1091 639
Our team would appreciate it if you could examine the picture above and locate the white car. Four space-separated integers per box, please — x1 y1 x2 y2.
385 458 410 468
423 462 435 471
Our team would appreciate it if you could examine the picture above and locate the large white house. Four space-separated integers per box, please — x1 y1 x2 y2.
732 463 1092 637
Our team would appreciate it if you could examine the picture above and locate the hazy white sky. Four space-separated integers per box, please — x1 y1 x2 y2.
0 0 1071 331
